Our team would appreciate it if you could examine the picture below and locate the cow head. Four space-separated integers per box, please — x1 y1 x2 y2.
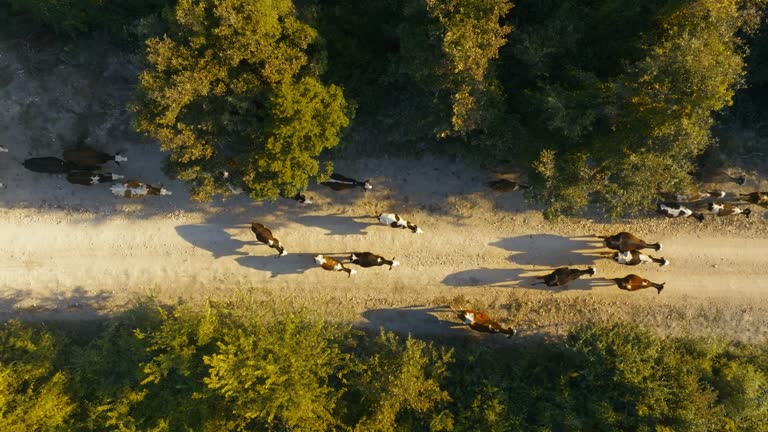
363 180 372 190
159 186 172 196
313 255 325 265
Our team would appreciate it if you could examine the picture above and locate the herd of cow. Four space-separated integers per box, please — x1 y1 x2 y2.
3 145 767 338
12 145 174 198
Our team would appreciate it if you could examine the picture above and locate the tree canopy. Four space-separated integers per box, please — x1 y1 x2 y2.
132 0 352 201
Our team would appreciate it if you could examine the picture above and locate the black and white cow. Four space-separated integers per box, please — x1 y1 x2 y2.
314 255 356 277
348 252 400 270
63 146 127 170
66 170 124 186
250 222 287 257
378 213 423 234
110 181 172 198
613 250 669 267
708 202 751 218
23 157 75 174
321 173 372 191
486 179 530 192
281 191 313 204
657 202 705 222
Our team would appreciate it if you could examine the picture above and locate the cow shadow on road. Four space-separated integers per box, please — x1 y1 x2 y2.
293 214 373 236
235 252 350 278
492 234 604 267
176 224 251 259
236 254 312 278
361 306 521 346
442 267 605 291
441 268 527 288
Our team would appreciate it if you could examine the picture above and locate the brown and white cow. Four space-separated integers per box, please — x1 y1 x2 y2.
708 202 751 218
110 181 171 198
251 222 287 257
314 255 356 277
348 252 400 270
738 192 768 206
613 250 668 267
321 173 372 191
378 213 423 234
452 307 517 338
598 232 661 252
66 170 124 186
610 274 666 294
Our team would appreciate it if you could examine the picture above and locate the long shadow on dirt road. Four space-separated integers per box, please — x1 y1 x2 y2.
442 267 605 291
293 214 372 236
0 286 115 321
492 234 604 267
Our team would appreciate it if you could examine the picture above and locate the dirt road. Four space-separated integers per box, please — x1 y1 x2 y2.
2 34 768 343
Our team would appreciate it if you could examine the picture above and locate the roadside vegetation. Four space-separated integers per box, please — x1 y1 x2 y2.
4 0 768 216
1 297 767 431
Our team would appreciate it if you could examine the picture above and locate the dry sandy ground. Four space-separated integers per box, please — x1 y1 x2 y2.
1 33 768 344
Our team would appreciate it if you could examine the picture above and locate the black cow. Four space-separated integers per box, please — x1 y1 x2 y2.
63 146 127 169
23 157 75 174
348 252 400 270
66 170 125 186
321 173 372 191
533 267 596 287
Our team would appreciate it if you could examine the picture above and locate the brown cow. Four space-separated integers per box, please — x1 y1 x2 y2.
610 274 666 294
251 222 287 257
452 308 517 338
598 232 661 252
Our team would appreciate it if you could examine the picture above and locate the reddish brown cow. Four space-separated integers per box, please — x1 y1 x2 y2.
610 274 666 294
251 222 287 257
452 308 517 338
314 255 356 277
598 232 661 252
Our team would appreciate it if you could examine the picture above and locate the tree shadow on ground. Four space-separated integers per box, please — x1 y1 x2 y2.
492 234 605 267
0 286 114 321
176 224 251 259
235 252 350 278
441 268 527 288
293 214 373 236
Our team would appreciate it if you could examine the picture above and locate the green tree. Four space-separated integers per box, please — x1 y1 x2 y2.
498 0 766 218
203 306 350 431
0 321 74 432
133 0 352 201
347 331 453 431
399 0 513 138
